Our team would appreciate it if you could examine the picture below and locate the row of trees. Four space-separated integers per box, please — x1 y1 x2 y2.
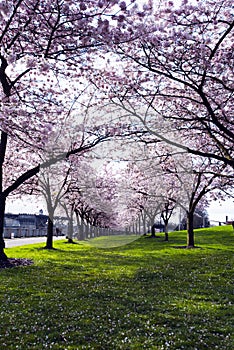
90 0 234 243
0 0 233 260
35 131 231 248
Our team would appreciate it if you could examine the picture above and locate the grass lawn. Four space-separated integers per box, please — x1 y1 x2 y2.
0 226 233 349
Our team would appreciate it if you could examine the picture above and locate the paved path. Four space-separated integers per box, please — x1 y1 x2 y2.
5 236 65 248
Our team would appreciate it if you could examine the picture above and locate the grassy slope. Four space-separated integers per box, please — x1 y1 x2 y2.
0 226 233 349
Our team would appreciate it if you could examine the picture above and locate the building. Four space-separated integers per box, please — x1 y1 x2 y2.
3 213 48 238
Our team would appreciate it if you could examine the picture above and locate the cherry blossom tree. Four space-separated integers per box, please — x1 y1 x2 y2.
114 140 179 239
161 201 176 241
160 151 231 247
94 0 234 168
60 159 121 240
39 162 71 249
122 162 161 236
117 138 231 246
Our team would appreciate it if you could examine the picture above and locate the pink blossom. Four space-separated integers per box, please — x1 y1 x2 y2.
119 1 126 11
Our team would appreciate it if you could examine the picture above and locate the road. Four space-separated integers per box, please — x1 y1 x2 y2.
4 236 65 248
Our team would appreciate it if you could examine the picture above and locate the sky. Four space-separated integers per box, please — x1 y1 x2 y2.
207 198 234 224
6 197 47 216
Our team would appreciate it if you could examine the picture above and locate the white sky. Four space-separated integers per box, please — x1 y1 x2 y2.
207 198 234 224
6 197 47 215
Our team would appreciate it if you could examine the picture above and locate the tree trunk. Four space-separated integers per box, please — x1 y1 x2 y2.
142 215 147 235
80 224 84 239
164 221 169 242
187 211 195 248
87 222 91 238
81 220 86 240
0 131 8 261
0 194 7 261
45 216 54 249
151 224 156 237
67 214 74 243
74 211 81 240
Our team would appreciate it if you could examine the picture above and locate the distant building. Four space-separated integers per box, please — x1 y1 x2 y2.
3 212 66 238
3 213 48 238
4 213 48 229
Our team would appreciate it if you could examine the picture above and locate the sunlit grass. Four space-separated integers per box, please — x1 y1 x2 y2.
86 234 139 248
0 226 233 349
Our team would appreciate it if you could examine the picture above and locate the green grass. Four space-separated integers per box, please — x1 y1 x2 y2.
0 226 233 349
86 234 140 248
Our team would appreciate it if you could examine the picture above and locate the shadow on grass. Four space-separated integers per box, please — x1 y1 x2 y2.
173 246 203 249
36 246 66 252
0 258 34 269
